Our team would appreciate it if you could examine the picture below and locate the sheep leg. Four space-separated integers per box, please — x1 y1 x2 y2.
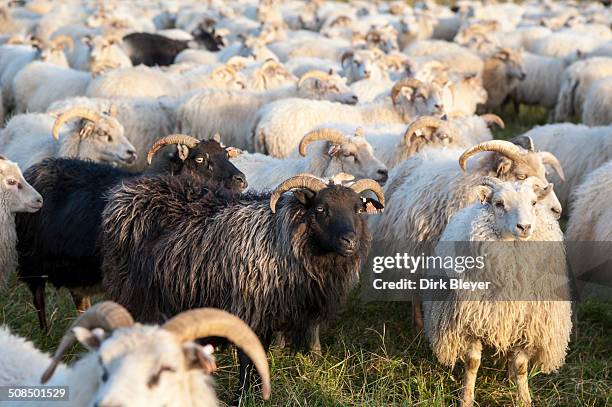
509 350 532 406
461 339 482 407
69 291 91 314
311 324 321 355
233 349 254 406
32 284 48 332
412 296 424 331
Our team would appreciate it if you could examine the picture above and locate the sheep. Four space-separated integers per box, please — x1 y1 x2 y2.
424 176 571 407
0 301 271 406
566 160 612 242
0 107 136 170
524 123 612 211
582 77 612 126
251 77 448 158
232 127 388 190
69 34 133 72
16 134 246 331
100 173 384 398
532 30 605 59
176 69 358 150
0 155 43 287
341 48 387 84
553 57 612 122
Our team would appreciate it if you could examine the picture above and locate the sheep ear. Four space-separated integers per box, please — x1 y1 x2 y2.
73 327 106 350
362 197 384 214
292 189 315 206
212 133 221 143
509 135 534 151
183 343 217 374
327 144 342 157
495 157 512 177
475 185 492 204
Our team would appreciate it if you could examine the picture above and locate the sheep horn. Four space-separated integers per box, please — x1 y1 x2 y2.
211 64 237 77
50 35 74 51
261 58 280 71
52 108 102 140
403 116 456 146
298 128 347 156
297 70 331 87
480 113 505 129
41 301 134 384
146 134 200 165
350 179 385 207
390 78 422 104
458 140 525 171
538 151 565 181
162 308 271 400
270 174 327 213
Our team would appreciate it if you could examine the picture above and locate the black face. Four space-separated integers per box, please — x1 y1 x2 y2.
297 186 378 257
192 27 225 51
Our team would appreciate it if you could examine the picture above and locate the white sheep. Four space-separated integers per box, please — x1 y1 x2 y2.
524 123 612 212
251 77 448 158
0 155 43 286
566 160 612 242
0 107 136 170
553 57 612 122
582 77 612 126
232 127 388 191
176 69 358 150
532 30 604 59
424 176 571 407
0 301 271 407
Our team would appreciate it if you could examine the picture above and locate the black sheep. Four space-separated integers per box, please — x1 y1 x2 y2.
16 135 246 331
100 173 384 402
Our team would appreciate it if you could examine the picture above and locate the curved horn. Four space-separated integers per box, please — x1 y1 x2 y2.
350 179 385 207
41 302 134 384
390 77 422 103
297 70 331 87
298 128 347 156
50 35 74 51
269 174 327 213
261 58 281 71
52 108 102 140
402 116 457 146
479 113 505 129
146 134 200 165
163 308 271 400
538 151 565 181
211 64 237 78
458 140 525 171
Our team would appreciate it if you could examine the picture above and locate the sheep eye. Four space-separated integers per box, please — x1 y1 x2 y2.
531 200 537 207
315 206 325 213
6 179 17 186
195 157 204 163
516 174 527 180
147 366 175 389
494 201 504 208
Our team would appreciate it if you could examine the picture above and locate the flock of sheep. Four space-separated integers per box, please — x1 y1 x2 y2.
0 0 610 406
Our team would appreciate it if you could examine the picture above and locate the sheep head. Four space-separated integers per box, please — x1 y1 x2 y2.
340 49 387 84
269 174 384 256
401 116 458 157
147 134 247 192
390 78 447 121
86 34 132 72
51 107 137 167
209 64 247 90
41 302 270 405
297 70 358 104
37 36 71 67
299 128 388 184
250 59 297 91
482 47 525 108
458 139 565 184
475 176 553 240
364 25 399 53
0 155 42 213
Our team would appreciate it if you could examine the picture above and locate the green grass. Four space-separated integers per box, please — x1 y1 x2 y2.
1 105 610 406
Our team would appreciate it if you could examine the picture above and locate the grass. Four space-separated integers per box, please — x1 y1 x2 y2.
1 105 610 406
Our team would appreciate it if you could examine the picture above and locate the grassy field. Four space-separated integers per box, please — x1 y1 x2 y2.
0 105 610 406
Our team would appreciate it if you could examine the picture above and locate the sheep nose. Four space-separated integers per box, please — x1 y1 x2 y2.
519 72 526 80
377 169 388 183
125 150 137 163
232 173 248 189
339 232 357 252
435 104 443 111
516 223 532 235
349 95 359 104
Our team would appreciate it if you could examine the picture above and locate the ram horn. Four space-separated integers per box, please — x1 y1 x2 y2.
297 70 331 87
349 179 385 207
480 113 505 129
390 77 422 103
403 116 457 146
41 302 134 384
538 151 565 181
52 108 102 140
261 58 281 71
298 128 347 156
50 35 74 51
146 134 200 165
458 140 525 171
270 174 327 213
163 308 271 400
211 64 237 78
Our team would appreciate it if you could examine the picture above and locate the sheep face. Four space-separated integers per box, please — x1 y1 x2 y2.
192 26 225 51
209 66 247 90
364 26 399 53
341 50 386 83
297 185 380 257
394 82 447 120
0 156 43 213
326 137 388 184
498 49 526 82
74 325 218 407
87 36 132 71
298 73 358 105
250 61 297 91
38 47 69 67
72 116 137 167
